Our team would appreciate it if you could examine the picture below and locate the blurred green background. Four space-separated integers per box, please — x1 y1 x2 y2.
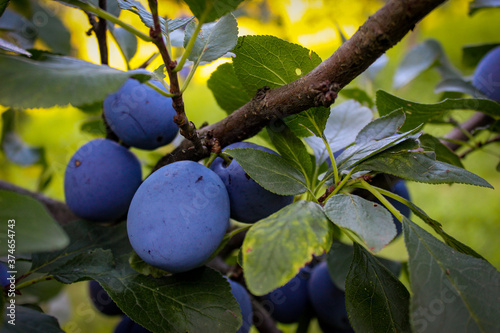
1 0 499 332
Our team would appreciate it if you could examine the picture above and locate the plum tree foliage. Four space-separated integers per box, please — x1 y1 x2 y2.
1 0 500 333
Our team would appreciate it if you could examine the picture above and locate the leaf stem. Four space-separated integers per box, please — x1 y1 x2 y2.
16 275 54 291
322 135 339 185
359 180 403 222
145 81 175 98
322 169 355 203
174 20 203 72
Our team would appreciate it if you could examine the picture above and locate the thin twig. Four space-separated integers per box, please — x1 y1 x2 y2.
147 0 206 156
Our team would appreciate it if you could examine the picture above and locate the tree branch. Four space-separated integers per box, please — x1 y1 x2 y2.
154 0 448 170
442 112 495 151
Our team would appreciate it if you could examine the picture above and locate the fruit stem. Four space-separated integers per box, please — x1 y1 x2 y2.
16 275 54 291
205 152 218 168
174 19 203 72
219 153 233 166
321 169 355 203
322 135 340 185
145 81 175 97
359 180 403 222
65 0 152 42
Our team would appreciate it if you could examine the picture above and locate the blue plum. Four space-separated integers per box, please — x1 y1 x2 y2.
1 262 9 287
104 79 179 150
64 138 142 222
115 316 151 333
262 266 312 323
210 142 294 223
88 280 122 316
227 279 253 333
473 46 500 102
127 160 230 273
308 261 352 331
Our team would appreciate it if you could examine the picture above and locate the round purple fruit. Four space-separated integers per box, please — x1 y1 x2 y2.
308 261 352 331
88 280 122 316
64 138 142 222
210 142 294 223
473 46 500 102
104 79 179 150
227 279 253 333
262 266 312 324
127 161 230 273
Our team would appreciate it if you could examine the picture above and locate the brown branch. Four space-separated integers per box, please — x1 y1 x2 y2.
148 0 207 154
0 180 77 225
153 0 448 170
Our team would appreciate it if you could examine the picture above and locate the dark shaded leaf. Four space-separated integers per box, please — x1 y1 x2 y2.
1 306 64 332
419 134 463 168
0 190 69 256
267 122 313 182
462 43 500 67
284 106 330 138
346 243 411 333
355 150 492 188
0 53 151 109
207 62 250 114
404 217 500 333
183 0 244 23
377 90 500 132
225 148 308 195
469 0 500 15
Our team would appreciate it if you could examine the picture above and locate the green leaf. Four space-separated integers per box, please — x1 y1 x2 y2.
1 305 64 332
305 100 373 165
31 1 71 55
376 90 500 132
129 251 169 279
183 0 244 23
184 13 238 63
470 0 500 14
393 39 443 89
323 194 396 252
434 78 484 97
0 53 151 109
346 243 411 333
336 126 422 172
462 43 500 67
267 122 313 182
112 27 138 61
339 88 374 107
31 220 242 333
0 190 69 256
355 109 405 144
80 118 106 136
419 134 463 168
242 201 333 295
0 37 31 56
225 148 308 195
393 39 460 89
355 150 493 188
233 35 322 95
207 62 251 114
283 106 330 137
326 239 402 291
403 217 500 333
